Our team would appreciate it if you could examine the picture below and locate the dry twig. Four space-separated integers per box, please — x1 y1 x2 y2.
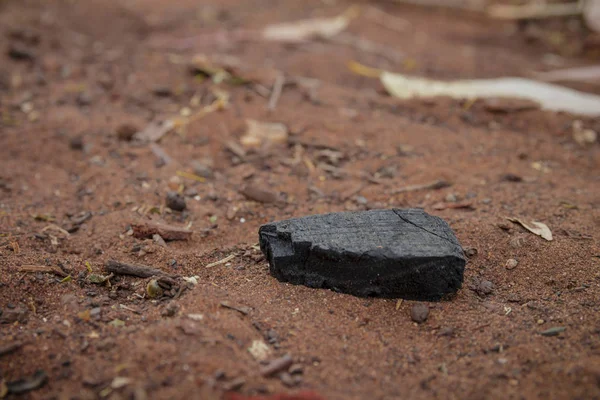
105 260 167 278
18 265 68 278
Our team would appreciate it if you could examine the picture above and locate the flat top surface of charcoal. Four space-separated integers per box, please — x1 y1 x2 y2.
259 209 465 300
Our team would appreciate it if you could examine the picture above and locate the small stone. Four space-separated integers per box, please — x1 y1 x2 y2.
510 235 526 248
183 188 198 197
179 320 201 336
70 136 84 151
8 44 35 61
500 173 523 183
248 340 272 362
410 303 429 323
288 364 304 375
438 327 455 337
168 176 182 191
354 196 368 205
445 193 457 203
77 91 92 106
506 293 522 303
116 124 139 141
470 278 494 297
573 120 598 146
152 86 172 97
497 222 512 231
540 326 565 337
376 165 397 179
89 307 102 317
240 184 280 204
505 258 518 270
191 160 214 179
463 247 478 258
96 338 116 351
160 303 179 317
214 370 226 380
165 191 186 212
0 304 28 324
153 234 167 248
279 372 296 387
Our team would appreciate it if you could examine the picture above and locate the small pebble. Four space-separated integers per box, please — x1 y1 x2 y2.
463 247 478 258
70 136 84 151
410 303 429 324
191 160 214 179
471 278 494 297
184 188 198 197
160 303 179 318
8 43 35 61
438 327 455 337
500 173 523 183
354 196 368 205
166 191 186 212
152 86 172 97
510 236 526 248
77 91 92 106
505 258 518 270
90 307 102 317
279 372 296 387
116 124 138 141
540 326 565 337
445 193 457 202
288 364 304 375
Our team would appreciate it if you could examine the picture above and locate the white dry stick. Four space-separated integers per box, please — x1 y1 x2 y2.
535 65 600 83
262 13 351 43
205 253 237 268
381 71 600 116
331 33 404 62
487 1 583 20
267 73 285 110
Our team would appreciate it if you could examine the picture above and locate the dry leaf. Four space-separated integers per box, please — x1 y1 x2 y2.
507 217 553 241
262 8 357 43
380 71 600 116
248 340 272 361
240 119 288 149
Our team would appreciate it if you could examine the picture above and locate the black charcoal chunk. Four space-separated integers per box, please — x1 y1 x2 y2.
259 209 465 301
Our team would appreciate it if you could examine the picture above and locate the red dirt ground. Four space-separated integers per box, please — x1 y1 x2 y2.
1 1 600 399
